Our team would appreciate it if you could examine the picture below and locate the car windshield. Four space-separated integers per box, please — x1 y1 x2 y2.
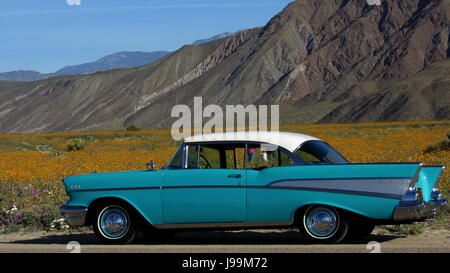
294 141 348 164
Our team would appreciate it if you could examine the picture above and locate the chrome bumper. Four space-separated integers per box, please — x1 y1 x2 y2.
392 199 448 221
60 205 88 227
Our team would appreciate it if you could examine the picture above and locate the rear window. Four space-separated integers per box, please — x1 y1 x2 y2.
294 141 348 164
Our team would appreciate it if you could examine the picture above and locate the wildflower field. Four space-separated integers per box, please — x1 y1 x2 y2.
0 121 448 233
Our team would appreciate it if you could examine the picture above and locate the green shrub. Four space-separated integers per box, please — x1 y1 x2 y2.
65 139 85 152
423 131 450 153
384 223 427 236
126 125 140 131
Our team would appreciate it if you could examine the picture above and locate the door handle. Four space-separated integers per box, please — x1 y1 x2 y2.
227 174 242 178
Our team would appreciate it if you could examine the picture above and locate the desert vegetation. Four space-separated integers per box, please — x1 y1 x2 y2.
0 121 448 234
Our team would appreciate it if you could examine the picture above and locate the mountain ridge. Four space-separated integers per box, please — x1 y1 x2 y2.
0 32 237 82
0 0 448 133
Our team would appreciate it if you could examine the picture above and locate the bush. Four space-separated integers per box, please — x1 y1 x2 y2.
65 139 85 152
384 223 427 236
423 131 450 153
0 181 68 233
126 125 140 131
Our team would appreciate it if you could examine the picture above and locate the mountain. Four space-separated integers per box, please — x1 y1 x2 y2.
0 70 44 82
0 0 449 133
0 32 237 82
192 32 236 45
0 51 170 82
53 51 171 76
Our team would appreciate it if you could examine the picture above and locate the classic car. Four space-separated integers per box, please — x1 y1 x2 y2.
60 131 447 244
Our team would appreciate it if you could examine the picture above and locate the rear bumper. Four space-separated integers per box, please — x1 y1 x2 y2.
392 199 447 221
60 204 88 227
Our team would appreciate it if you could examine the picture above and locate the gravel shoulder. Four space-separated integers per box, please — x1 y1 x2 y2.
0 227 448 253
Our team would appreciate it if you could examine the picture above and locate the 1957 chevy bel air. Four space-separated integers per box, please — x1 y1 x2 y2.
60 131 447 244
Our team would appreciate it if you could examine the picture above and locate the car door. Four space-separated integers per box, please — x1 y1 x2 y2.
162 143 247 224
245 143 297 224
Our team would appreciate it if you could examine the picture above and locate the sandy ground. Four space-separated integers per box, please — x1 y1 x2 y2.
0 227 448 253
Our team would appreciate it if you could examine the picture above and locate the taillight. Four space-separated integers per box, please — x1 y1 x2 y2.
402 187 419 202
417 188 423 200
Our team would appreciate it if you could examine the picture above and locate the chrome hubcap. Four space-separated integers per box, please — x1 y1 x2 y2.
100 207 129 239
305 207 338 238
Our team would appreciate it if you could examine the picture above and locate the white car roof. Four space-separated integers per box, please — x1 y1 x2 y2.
184 131 321 153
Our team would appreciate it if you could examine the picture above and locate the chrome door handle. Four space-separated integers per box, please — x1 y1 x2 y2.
227 174 242 178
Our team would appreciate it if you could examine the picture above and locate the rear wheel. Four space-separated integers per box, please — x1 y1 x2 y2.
298 205 349 244
93 204 137 244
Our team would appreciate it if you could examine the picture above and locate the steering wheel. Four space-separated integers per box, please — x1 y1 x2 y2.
199 155 212 169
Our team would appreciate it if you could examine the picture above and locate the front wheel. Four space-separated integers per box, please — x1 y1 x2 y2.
298 205 349 244
93 204 137 244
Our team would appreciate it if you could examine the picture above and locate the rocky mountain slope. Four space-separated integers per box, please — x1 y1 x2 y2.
0 0 448 133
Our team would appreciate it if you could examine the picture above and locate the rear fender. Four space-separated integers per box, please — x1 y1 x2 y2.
415 166 445 202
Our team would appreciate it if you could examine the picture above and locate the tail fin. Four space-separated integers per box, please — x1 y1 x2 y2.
415 166 445 202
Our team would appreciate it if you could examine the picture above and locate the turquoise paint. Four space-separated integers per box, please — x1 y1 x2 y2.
64 170 163 225
62 163 424 226
162 169 246 223
416 166 444 202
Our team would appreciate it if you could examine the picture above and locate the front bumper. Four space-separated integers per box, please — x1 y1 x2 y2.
392 199 448 221
60 204 88 227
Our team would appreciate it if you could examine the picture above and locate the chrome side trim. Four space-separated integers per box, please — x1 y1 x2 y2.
410 163 423 187
153 221 293 229
267 177 412 200
67 177 410 200
60 205 88 227
68 186 160 193
248 186 404 200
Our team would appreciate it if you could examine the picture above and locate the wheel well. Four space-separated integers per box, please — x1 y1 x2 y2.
293 204 372 226
85 197 150 228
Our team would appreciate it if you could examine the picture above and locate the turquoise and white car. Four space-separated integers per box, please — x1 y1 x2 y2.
60 131 447 244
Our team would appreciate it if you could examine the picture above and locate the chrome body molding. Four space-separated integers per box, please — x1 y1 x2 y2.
267 177 413 200
153 221 293 230
60 205 88 227
66 177 412 200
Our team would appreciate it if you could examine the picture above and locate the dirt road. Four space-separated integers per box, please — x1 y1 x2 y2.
0 228 448 253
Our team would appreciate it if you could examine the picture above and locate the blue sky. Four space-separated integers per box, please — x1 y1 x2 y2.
0 0 293 73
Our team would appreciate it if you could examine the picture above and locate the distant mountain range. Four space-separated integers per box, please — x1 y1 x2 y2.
192 32 236 45
0 32 234 82
0 0 448 133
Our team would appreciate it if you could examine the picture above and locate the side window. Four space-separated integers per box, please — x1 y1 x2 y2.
186 145 199 168
185 143 246 169
279 149 294 166
246 144 293 169
225 148 245 169
199 145 221 169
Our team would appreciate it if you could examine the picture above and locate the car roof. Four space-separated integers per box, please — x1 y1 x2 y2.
184 131 321 153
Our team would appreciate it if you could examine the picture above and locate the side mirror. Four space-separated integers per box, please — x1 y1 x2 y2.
146 160 155 171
